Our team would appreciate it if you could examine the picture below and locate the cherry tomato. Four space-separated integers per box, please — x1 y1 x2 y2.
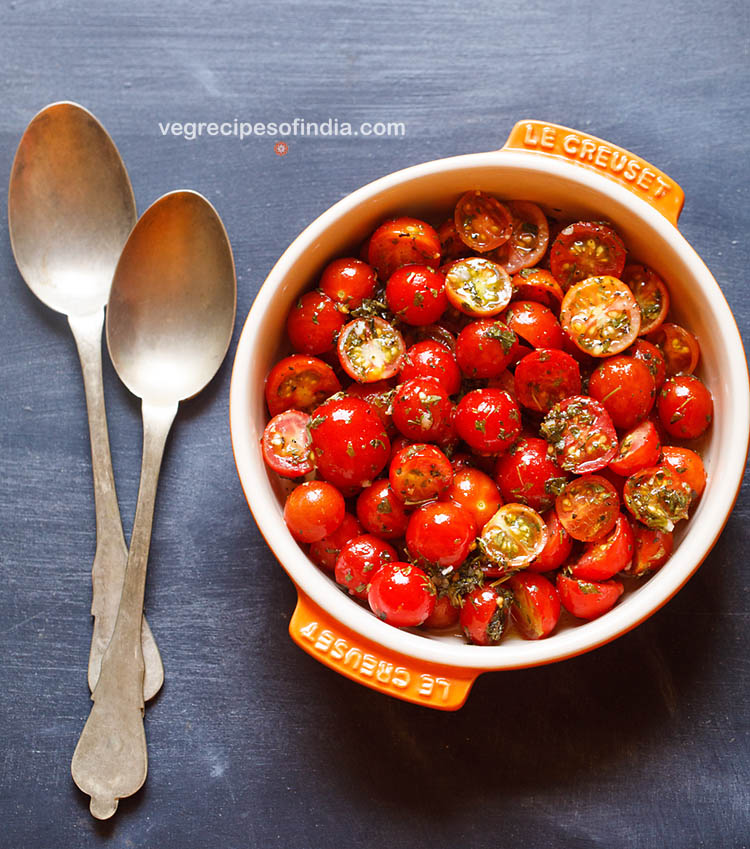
265 354 342 417
367 562 436 627
488 201 550 273
623 523 674 576
437 218 472 263
335 535 397 599
283 481 345 544
442 466 503 528
527 509 573 572
399 340 461 395
629 338 667 389
569 514 634 580
454 388 522 455
540 396 618 474
309 397 391 492
560 275 641 357
454 190 513 252
356 479 410 539
389 442 453 504
346 379 395 433
261 410 315 478
391 377 453 442
588 355 656 429
406 323 456 352
657 374 713 439
649 322 700 377
608 419 662 477
502 300 566 349
513 348 582 413
510 267 564 310
285 291 345 356
479 503 548 573
385 264 448 326
455 319 519 378
549 221 626 290
494 437 567 513
623 465 692 532
319 257 377 310
337 316 406 383
555 474 620 542
423 594 460 629
406 501 477 569
309 513 363 572
444 257 513 317
460 585 513 645
368 217 441 280
556 573 624 620
509 572 561 639
660 445 707 498
621 264 670 336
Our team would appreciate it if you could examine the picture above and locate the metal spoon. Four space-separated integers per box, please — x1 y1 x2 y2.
7 101 164 700
71 190 236 819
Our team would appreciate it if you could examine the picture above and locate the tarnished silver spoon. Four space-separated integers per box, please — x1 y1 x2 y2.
7 101 164 700
71 190 236 819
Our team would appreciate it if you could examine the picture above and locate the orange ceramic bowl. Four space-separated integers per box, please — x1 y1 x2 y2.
230 120 750 710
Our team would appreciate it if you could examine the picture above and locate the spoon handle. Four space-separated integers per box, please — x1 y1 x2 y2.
68 311 164 700
71 399 177 819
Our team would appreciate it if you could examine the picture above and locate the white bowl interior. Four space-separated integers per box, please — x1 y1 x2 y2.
230 150 749 670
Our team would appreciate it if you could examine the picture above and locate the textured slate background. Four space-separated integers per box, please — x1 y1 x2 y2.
1 1 748 847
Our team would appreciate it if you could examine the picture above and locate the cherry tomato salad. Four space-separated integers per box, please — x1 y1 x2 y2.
261 190 713 645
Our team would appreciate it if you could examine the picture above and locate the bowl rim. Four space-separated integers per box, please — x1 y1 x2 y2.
230 147 750 670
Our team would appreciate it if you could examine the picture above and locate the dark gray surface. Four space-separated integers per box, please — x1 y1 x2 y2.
1 1 748 847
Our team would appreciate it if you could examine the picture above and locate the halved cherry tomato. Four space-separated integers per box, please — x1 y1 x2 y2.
494 437 567 513
488 201 550 273
657 374 713 439
540 396 618 474
389 442 453 504
444 257 513 317
286 291 345 356
337 316 406 383
385 264 448 326
423 594 460 629
609 419 661 477
262 410 315 478
623 523 674 576
406 501 477 569
399 340 461 395
527 509 573 572
621 264 670 336
367 217 441 280
560 275 641 357
623 465 692 532
508 572 561 639
588 355 656 430
649 323 700 377
453 388 522 455
442 466 503 528
309 512 362 572
356 479 410 539
629 338 667 389
555 474 619 542
502 300 566 349
556 573 624 620
455 319 518 378
460 585 513 645
391 377 453 443
660 445 707 497
549 221 626 290
514 348 582 413
367 562 436 627
336 535 397 599
479 503 548 573
437 218 472 263
283 480 345 543
309 397 390 492
569 514 634 580
265 354 342 417
319 257 378 310
454 190 513 252
510 267 564 310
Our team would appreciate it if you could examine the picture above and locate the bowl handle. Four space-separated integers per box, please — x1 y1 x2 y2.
289 589 482 710
501 119 685 227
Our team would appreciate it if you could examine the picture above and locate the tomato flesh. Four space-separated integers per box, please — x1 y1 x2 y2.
509 572 561 639
555 474 620 542
262 410 315 478
479 503 548 573
454 190 513 252
550 221 626 290
541 395 618 474
338 316 406 383
556 573 624 620
560 275 641 357
265 355 341 417
444 257 513 317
